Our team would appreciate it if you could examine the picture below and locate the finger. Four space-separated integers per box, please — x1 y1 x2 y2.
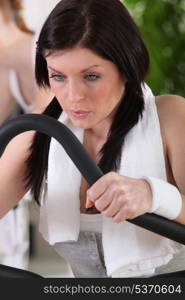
85 197 94 209
86 172 118 201
94 182 127 212
112 206 130 223
102 195 125 217
94 189 115 211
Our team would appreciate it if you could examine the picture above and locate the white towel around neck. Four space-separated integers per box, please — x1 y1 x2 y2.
39 84 183 276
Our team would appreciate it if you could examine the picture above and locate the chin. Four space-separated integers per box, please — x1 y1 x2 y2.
70 118 93 130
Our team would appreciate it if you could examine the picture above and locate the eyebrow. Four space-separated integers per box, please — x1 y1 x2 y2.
48 65 101 74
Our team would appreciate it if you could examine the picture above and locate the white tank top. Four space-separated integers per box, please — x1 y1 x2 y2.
80 213 102 233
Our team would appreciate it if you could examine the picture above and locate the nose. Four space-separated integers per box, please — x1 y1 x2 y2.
67 79 85 104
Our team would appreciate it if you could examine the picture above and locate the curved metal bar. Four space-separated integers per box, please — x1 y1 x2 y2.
0 264 42 278
0 114 185 245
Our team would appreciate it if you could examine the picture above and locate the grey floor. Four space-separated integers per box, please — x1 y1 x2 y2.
28 202 185 278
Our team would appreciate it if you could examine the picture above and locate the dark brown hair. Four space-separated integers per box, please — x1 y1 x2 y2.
26 0 150 204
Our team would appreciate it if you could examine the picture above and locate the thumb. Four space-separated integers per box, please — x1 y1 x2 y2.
85 196 94 209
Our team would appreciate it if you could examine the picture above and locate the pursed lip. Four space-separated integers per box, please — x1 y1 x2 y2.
70 110 91 118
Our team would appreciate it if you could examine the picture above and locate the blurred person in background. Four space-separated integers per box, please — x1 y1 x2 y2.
0 0 36 122
0 0 36 269
0 0 56 269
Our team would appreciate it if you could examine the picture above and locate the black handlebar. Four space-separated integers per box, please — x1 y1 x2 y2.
0 113 185 245
0 264 42 278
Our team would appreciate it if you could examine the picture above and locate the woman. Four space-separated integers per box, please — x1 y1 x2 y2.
0 0 185 278
0 0 36 268
0 0 37 122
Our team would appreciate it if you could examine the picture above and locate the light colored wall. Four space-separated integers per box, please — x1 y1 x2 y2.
22 0 60 33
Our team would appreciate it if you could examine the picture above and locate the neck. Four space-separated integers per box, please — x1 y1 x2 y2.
0 10 18 32
0 1 12 22
0 17 32 70
85 106 118 140
83 118 112 164
85 119 111 141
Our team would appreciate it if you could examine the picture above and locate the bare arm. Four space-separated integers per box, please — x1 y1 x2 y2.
156 95 185 224
0 84 53 217
86 94 185 226
0 130 35 218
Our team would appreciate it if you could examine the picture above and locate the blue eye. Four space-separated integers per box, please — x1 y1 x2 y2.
49 74 65 82
85 74 100 81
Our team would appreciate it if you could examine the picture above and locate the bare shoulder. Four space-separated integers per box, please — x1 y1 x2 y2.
155 95 185 193
155 94 185 134
155 94 185 155
155 94 185 120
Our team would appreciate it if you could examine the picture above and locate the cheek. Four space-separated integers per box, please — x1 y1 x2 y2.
49 81 59 95
98 82 124 108
57 97 68 111
49 82 66 105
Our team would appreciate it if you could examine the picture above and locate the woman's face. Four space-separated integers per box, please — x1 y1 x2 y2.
46 47 126 130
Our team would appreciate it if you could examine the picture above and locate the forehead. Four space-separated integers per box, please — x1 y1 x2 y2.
45 47 117 72
45 47 101 60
